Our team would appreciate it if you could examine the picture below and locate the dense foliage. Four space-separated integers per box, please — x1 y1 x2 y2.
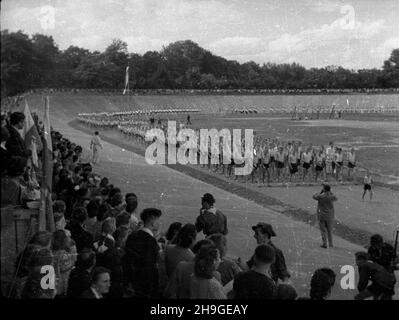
2 30 399 96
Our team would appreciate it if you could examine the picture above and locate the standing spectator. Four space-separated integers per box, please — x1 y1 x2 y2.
90 131 103 165
163 239 217 299
161 222 182 246
164 223 196 277
67 248 96 298
312 184 337 248
354 252 396 300
80 267 111 299
66 207 94 253
367 234 395 273
244 223 290 283
195 193 228 236
189 245 226 299
207 233 242 286
125 208 162 298
6 112 31 158
233 244 277 299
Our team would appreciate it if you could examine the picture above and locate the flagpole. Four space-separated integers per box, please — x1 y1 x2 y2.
39 96 55 232
39 97 47 231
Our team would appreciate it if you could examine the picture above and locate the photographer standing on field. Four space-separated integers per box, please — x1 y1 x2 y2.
313 184 337 249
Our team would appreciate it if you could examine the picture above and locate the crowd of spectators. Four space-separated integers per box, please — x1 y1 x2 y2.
1 110 397 300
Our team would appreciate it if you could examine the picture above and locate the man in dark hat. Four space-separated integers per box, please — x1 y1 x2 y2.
241 222 290 283
312 183 337 248
195 193 228 236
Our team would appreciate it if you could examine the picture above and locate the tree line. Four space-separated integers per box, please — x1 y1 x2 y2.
1 30 399 97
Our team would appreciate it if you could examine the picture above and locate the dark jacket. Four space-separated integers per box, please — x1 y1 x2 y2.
247 241 290 283
5 125 31 158
357 261 396 292
312 191 337 220
66 222 94 253
80 288 100 299
195 208 228 236
368 243 395 273
67 268 92 298
125 229 160 298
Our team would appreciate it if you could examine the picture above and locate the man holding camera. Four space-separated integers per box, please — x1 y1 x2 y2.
312 184 337 248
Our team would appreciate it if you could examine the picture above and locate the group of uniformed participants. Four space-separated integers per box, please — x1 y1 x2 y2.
78 111 359 185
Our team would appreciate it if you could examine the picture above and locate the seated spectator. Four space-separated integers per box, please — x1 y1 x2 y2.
72 166 82 184
21 248 55 299
11 231 52 298
84 200 99 236
80 267 111 299
113 213 132 250
72 187 90 210
233 244 277 299
164 223 196 278
354 252 396 300
53 200 68 230
94 217 116 251
52 230 76 297
67 248 96 298
121 193 140 230
66 207 94 253
1 156 28 206
189 245 226 299
125 208 162 298
207 233 242 286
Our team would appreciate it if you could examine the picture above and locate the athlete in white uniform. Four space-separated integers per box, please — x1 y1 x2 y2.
90 131 103 164
347 148 356 180
301 148 313 182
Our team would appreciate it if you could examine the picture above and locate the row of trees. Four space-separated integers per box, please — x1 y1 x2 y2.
1 30 399 97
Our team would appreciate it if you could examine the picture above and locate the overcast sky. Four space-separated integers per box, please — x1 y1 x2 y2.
2 0 399 69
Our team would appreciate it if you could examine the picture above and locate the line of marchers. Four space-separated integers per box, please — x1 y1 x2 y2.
145 121 254 175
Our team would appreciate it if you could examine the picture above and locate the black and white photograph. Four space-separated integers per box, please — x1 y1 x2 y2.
1 0 398 311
